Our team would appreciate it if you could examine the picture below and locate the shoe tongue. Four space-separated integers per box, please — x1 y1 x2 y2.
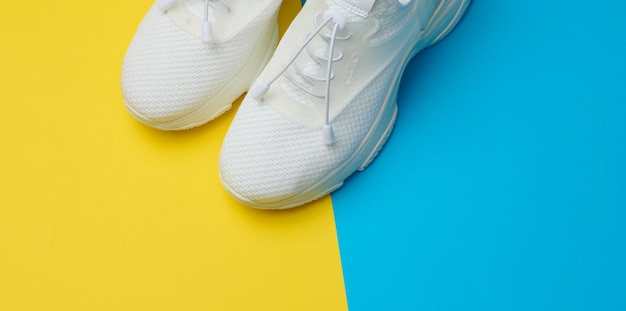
330 0 377 18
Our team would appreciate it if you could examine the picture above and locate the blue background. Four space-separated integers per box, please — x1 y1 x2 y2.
330 1 626 310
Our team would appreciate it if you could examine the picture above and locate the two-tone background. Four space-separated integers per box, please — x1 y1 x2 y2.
2 0 625 310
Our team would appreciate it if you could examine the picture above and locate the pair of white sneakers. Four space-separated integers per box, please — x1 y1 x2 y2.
122 0 471 209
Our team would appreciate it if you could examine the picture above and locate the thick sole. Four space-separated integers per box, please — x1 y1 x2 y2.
225 0 470 210
125 19 280 131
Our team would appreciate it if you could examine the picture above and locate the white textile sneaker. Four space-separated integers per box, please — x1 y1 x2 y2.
122 0 282 130
219 0 471 209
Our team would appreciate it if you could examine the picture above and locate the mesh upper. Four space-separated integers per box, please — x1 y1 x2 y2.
219 55 398 203
219 0 425 204
121 1 280 122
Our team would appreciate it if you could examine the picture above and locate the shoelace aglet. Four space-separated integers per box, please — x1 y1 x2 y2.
322 124 335 145
157 0 177 11
250 82 269 101
202 21 213 43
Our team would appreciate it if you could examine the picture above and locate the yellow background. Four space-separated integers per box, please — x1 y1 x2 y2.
0 1 347 310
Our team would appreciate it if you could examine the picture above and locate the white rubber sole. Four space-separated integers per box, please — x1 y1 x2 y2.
224 0 470 210
125 20 280 131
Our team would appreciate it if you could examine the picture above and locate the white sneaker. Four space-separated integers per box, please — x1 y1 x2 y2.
121 0 282 130
219 0 470 209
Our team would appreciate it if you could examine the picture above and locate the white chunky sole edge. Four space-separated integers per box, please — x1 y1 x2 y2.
125 17 280 131
223 0 471 209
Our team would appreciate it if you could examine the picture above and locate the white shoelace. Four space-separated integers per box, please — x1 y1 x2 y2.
250 9 349 146
157 0 231 43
